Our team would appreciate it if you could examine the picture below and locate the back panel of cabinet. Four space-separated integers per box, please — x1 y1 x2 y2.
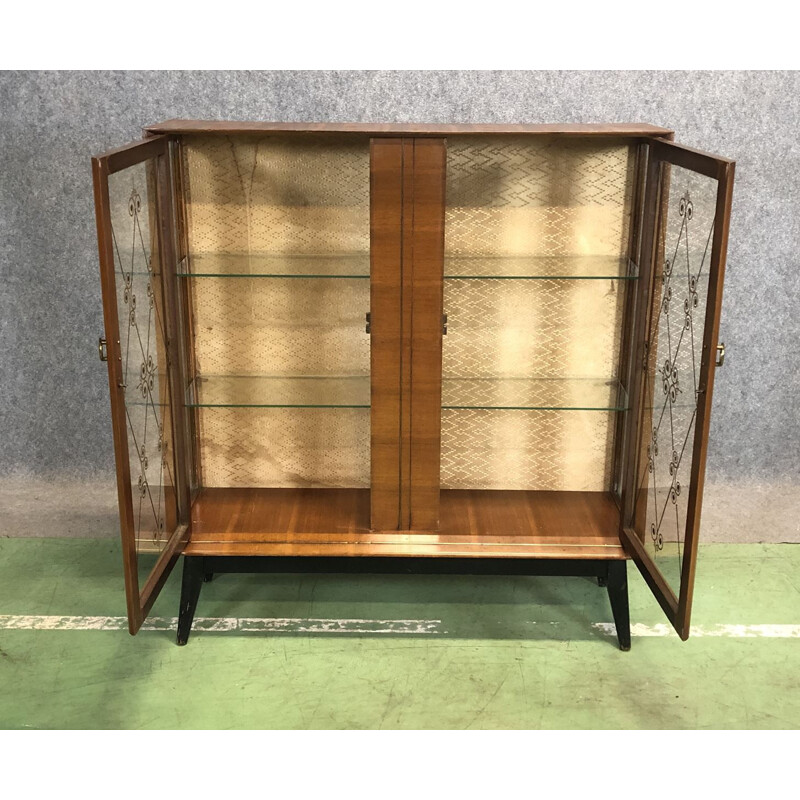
178 134 371 489
441 136 639 492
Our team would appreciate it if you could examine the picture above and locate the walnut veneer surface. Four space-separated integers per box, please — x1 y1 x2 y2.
185 487 624 559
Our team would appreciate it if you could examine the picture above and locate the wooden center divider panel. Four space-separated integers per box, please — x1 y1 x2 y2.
371 137 446 532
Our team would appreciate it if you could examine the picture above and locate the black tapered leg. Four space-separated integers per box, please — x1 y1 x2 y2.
606 560 631 651
203 571 214 583
177 556 205 646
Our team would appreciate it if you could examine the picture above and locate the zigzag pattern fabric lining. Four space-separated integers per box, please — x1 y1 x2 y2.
182 135 370 488
441 137 636 491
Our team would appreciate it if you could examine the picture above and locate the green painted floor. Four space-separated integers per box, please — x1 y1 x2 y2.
0 538 798 729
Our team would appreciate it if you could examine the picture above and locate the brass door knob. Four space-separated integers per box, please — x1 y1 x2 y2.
715 342 725 367
98 336 108 362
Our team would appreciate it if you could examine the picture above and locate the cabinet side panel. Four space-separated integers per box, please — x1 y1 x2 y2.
370 138 405 530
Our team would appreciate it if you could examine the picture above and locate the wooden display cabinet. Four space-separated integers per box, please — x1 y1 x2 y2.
92 121 734 649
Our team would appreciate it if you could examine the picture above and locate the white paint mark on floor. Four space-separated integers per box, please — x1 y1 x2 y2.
1 615 799 638
591 622 800 638
0 615 443 635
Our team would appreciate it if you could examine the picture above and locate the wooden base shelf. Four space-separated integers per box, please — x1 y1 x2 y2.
185 487 624 559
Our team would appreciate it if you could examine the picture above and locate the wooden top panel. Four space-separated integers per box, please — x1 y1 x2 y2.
185 488 625 560
145 120 673 138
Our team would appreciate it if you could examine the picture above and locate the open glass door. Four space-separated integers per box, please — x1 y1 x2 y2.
621 138 734 639
93 136 189 633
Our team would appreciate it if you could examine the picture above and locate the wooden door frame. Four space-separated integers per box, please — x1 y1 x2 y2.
620 138 735 639
92 135 190 633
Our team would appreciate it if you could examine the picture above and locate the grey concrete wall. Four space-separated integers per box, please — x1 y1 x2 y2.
1 71 798 541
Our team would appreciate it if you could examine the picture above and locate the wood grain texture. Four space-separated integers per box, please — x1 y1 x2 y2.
140 524 190 619
155 152 191 525
190 488 371 537
101 135 169 174
409 139 446 529
612 141 647 498
399 139 414 528
369 139 404 530
170 138 201 500
185 488 624 559
92 154 140 633
649 137 735 180
440 489 621 545
373 137 446 531
145 120 674 137
621 145 663 533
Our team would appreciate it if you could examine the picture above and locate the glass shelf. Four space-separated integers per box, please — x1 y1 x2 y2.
441 378 628 411
186 375 370 408
444 255 636 280
187 376 627 411
177 253 370 279
174 253 637 280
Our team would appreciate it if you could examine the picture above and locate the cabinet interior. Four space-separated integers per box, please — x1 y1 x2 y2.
441 135 637 494
176 133 641 556
180 134 372 493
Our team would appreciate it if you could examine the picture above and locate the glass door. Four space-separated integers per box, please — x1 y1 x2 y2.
621 139 735 639
93 136 190 633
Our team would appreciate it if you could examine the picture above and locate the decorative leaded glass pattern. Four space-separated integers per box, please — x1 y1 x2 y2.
108 164 178 566
638 165 717 589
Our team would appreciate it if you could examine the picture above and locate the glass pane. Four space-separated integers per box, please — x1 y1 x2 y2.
180 135 370 490
637 164 718 590
107 160 178 589
441 135 637 491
